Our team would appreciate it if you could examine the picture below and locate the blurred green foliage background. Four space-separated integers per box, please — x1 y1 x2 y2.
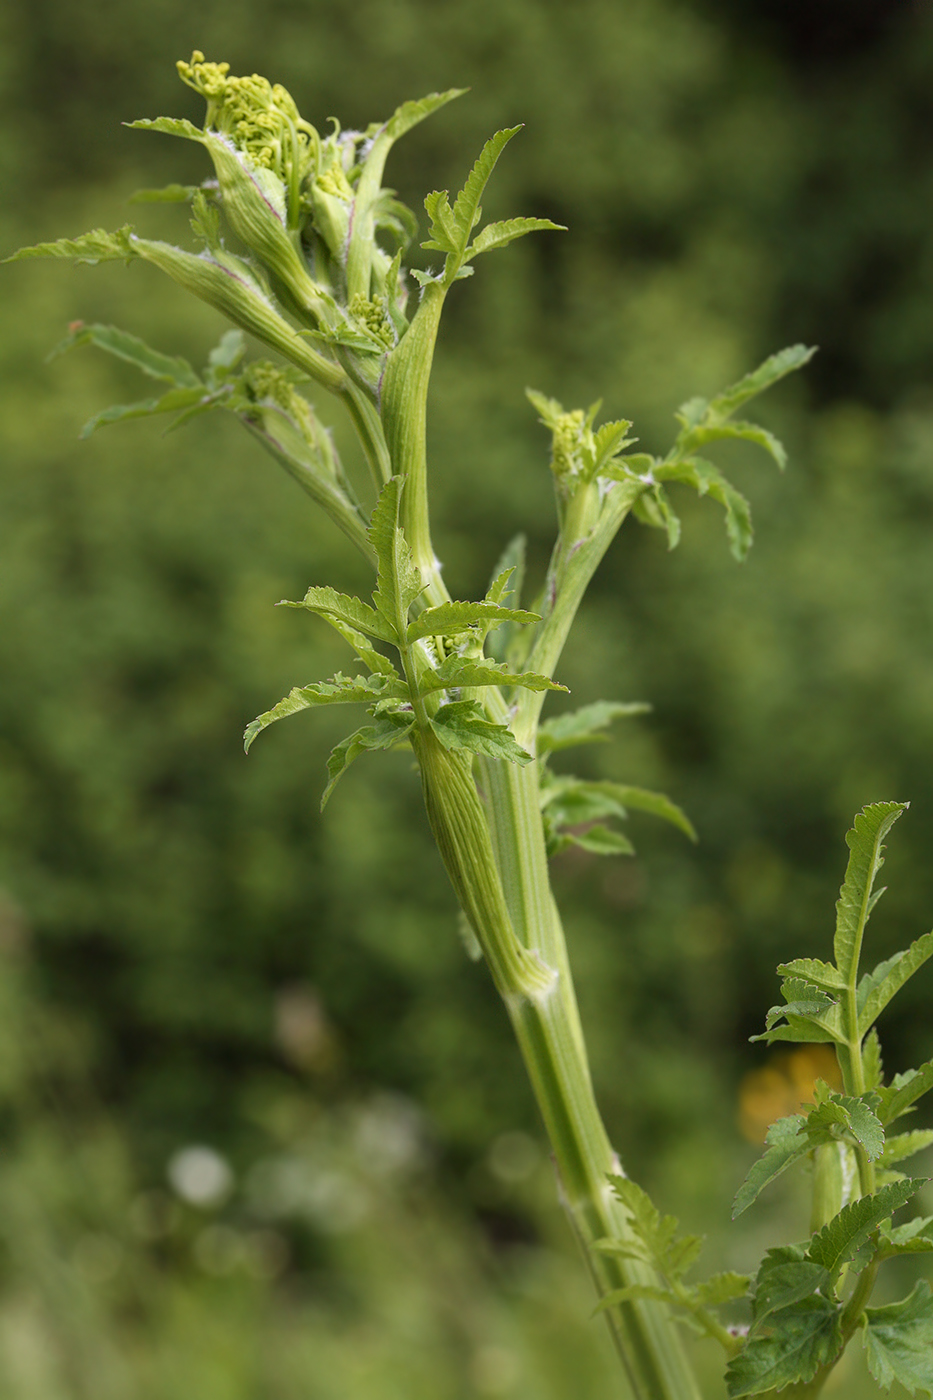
3 1 933 1395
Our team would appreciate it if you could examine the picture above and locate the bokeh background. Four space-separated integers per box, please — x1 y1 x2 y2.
3 1 933 1395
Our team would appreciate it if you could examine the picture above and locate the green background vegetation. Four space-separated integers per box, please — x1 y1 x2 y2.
2 1 933 1394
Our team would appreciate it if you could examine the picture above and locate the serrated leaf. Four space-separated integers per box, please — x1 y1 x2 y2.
803 1093 884 1160
430 700 532 764
880 1132 933 1167
588 782 697 841
834 802 908 982
752 1257 832 1329
79 387 211 437
537 701 651 755
244 673 408 752
47 321 202 387
467 216 565 257
384 88 466 142
281 585 398 644
566 825 636 857
750 1019 840 1047
725 1296 842 1398
450 127 521 247
863 1280 933 1396
608 1177 700 1281
693 1272 751 1307
678 420 788 469
859 930 933 1035
733 1114 810 1218
630 482 682 549
656 456 753 561
594 1283 681 1314
321 712 415 809
863 1027 884 1091
775 957 847 994
417 656 565 697
406 599 540 643
369 477 424 636
127 115 205 142
129 183 201 203
807 1179 925 1277
878 1060 933 1126
7 226 137 265
708 345 817 421
594 418 636 471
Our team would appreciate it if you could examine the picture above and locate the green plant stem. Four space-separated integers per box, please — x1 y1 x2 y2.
475 743 702 1400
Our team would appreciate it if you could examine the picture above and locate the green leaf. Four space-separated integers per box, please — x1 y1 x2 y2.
537 701 651 755
127 115 205 142
129 183 201 203
880 1132 933 1168
47 321 203 388
313 617 401 681
567 825 636 857
369 477 424 636
677 420 788 469
417 656 566 698
384 88 467 141
706 344 817 422
281 585 398 644
450 127 522 248
77 387 210 437
752 1248 830 1329
725 1296 842 1398
655 456 752 561
878 1060 933 1126
594 1283 682 1314
807 1179 926 1278
321 712 415 809
5 226 136 265
693 1273 751 1307
732 1114 810 1218
244 673 408 752
775 957 847 994
487 535 526 606
466 216 565 257
406 599 540 643
803 1091 884 1160
863 1280 933 1396
878 1216 933 1260
863 1027 884 1091
587 782 697 842
629 481 682 549
859 930 933 1035
834 802 908 983
430 700 532 764
608 1177 703 1281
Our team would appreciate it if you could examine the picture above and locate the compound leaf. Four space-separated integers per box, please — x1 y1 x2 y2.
834 802 907 983
47 321 202 387
707 344 817 421
418 656 565 697
407 599 540 643
859 930 933 1035
5 226 136 265
776 957 847 994
321 712 415 809
863 1281 933 1396
807 1179 925 1279
430 700 532 764
244 673 407 752
369 477 423 636
281 585 398 644
536 701 651 755
878 1060 933 1126
725 1296 842 1398
467 215 565 257
733 1114 810 1218
384 88 466 142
